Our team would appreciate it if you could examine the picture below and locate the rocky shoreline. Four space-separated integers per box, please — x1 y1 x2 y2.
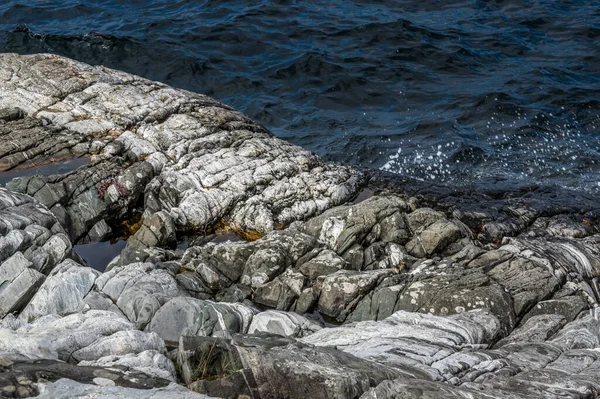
0 53 599 398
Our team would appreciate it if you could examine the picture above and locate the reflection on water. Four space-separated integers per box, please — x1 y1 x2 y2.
210 232 242 244
0 158 89 186
351 188 374 205
74 239 126 272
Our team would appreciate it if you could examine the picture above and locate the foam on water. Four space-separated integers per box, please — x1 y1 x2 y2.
382 106 600 192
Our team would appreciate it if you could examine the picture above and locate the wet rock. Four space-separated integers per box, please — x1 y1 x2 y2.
405 219 468 258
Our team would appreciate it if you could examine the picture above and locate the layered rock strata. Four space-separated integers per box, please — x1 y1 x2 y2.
0 53 599 398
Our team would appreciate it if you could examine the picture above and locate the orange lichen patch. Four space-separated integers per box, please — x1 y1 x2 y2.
115 213 143 239
107 129 123 137
392 260 407 274
211 220 264 242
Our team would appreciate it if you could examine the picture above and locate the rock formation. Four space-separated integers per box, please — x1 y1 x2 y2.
0 53 599 398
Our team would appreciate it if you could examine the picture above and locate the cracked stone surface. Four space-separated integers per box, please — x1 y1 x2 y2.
1 54 600 398
0 53 362 244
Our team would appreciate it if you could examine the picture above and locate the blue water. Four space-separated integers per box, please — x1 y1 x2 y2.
1 1 599 191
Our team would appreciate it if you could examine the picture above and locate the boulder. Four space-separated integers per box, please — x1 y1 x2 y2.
148 297 257 345
247 310 322 337
19 259 99 322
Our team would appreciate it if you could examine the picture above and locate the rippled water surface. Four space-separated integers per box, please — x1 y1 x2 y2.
1 1 599 191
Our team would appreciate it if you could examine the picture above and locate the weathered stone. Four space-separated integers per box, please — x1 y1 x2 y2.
317 269 392 320
72 330 165 362
495 314 567 347
94 262 185 329
0 189 74 316
215 284 251 303
127 211 176 249
78 350 177 381
247 310 322 337
37 379 214 399
19 259 99 322
253 268 306 310
301 196 411 255
0 310 133 360
297 249 347 280
3 54 600 398
0 267 45 316
148 297 256 345
0 53 362 242
183 334 424 399
520 294 588 325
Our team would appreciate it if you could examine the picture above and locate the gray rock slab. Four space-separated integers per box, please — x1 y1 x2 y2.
19 259 99 322
37 379 217 399
247 310 322 337
148 297 257 345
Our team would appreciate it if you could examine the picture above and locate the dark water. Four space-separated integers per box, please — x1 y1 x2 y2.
1 1 599 192
74 239 126 271
0 157 89 186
